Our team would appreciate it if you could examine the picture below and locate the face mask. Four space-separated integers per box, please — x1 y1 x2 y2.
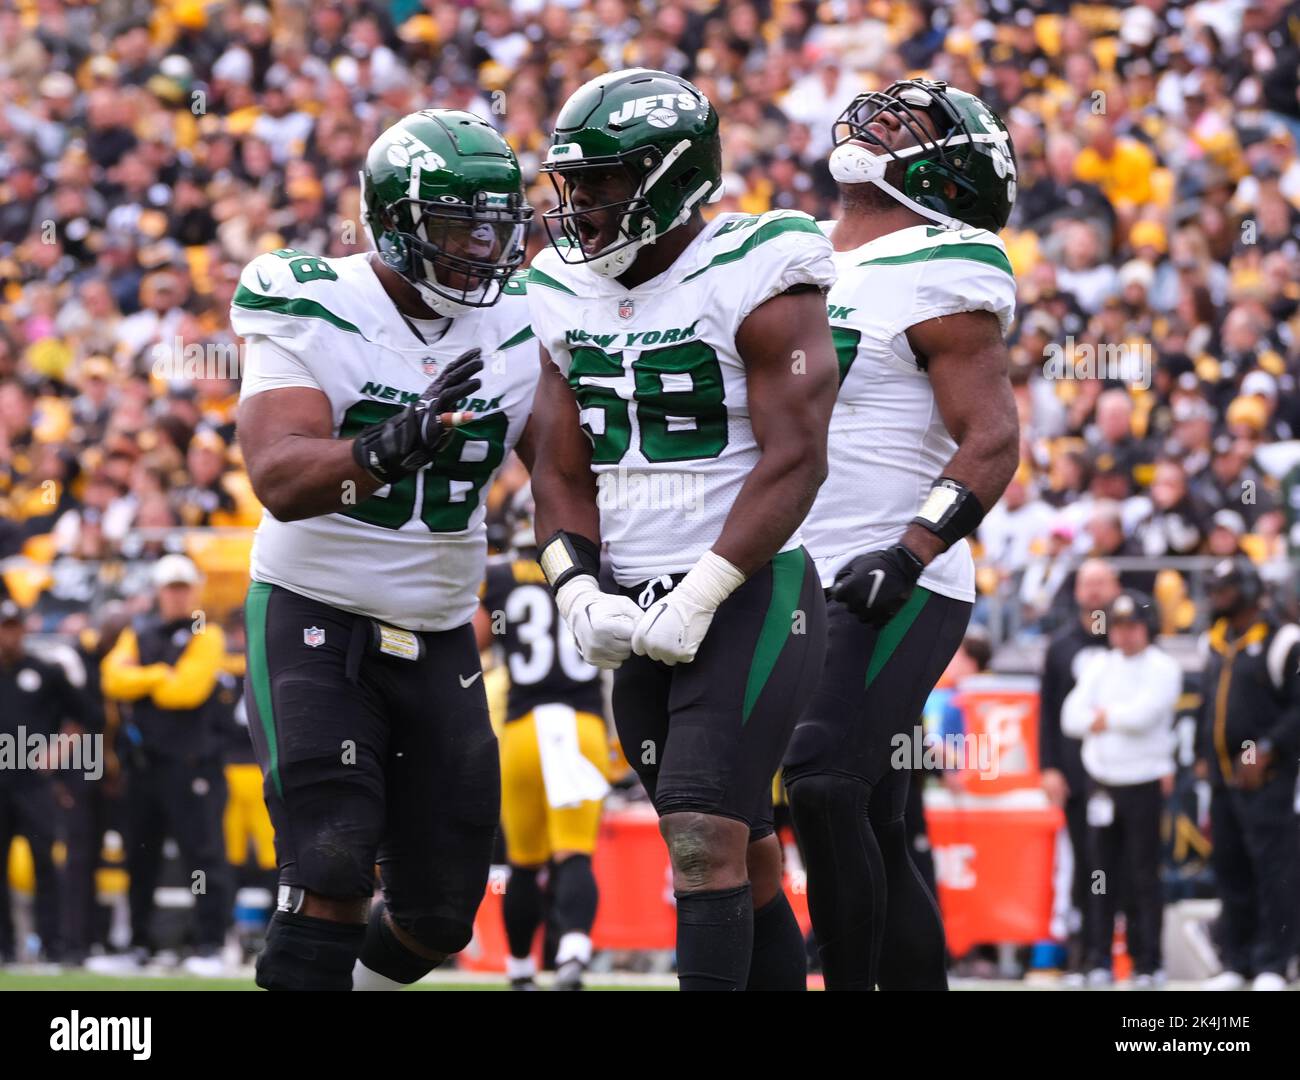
829 139 966 231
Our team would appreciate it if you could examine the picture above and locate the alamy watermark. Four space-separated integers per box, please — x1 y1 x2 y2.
151 337 245 382
890 724 1002 781
596 467 706 519
1043 337 1152 390
0 727 103 781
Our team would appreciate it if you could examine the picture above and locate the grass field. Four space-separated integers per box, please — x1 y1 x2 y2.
1 969 1246 991
0 968 676 991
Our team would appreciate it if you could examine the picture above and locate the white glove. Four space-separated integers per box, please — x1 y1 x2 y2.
632 550 746 666
555 575 642 670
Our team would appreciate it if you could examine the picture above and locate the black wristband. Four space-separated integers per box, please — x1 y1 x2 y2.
538 530 601 592
351 430 402 485
910 477 985 549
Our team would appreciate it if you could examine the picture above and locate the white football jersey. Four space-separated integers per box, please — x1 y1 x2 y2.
232 249 538 631
801 223 1017 601
527 210 835 586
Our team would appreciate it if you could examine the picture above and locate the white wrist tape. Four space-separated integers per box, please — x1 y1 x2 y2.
677 550 746 611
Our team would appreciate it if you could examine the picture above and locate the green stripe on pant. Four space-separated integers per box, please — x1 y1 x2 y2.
245 582 283 798
742 548 807 724
864 586 932 690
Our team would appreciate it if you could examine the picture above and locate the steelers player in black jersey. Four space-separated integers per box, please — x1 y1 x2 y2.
477 486 612 990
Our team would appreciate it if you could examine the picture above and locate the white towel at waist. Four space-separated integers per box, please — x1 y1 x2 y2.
534 703 610 809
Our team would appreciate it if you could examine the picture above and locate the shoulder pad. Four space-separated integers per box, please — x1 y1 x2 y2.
231 249 362 338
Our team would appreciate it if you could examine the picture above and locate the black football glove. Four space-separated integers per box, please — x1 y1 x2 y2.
351 347 483 483
832 544 925 626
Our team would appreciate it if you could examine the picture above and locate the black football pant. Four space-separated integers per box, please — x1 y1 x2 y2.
244 582 499 957
0 778 61 959
784 586 970 990
125 753 231 953
1209 774 1300 977
1081 779 1164 975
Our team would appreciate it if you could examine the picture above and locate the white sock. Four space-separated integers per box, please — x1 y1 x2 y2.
506 954 537 980
351 958 409 991
555 932 592 967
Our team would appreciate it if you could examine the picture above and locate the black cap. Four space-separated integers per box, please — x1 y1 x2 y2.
1206 555 1261 598
1108 589 1157 634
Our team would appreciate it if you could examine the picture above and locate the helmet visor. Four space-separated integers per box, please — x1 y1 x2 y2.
397 196 532 307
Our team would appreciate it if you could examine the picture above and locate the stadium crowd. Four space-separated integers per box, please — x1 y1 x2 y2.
1 0 1299 979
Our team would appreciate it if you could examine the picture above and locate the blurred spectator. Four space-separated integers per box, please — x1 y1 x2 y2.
1197 558 1300 991
1039 558 1119 974
1062 591 1179 987
0 597 89 962
97 555 231 975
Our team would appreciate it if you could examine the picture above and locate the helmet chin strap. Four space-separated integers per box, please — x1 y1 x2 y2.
828 141 966 231
413 252 497 316
414 282 473 318
587 177 719 278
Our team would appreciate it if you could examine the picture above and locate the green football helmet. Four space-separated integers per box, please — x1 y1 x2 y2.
361 109 533 315
828 79 1017 232
540 68 723 277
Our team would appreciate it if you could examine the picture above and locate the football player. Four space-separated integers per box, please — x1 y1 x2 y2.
782 79 1021 990
233 110 538 990
478 486 611 990
526 69 839 991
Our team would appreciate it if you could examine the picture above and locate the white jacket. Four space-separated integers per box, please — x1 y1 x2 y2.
1061 645 1180 786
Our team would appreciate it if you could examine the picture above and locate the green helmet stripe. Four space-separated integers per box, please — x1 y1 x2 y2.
361 109 530 311
541 69 722 274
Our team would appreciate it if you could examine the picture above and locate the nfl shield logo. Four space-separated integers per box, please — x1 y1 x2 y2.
422 357 438 376
618 298 634 320
303 626 325 648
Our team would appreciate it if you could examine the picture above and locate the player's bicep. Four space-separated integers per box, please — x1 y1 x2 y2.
907 309 1014 447
736 286 837 451
237 385 337 482
239 334 322 400
531 346 593 474
513 417 537 473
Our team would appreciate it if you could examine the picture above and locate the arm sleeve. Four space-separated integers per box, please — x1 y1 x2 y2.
151 626 228 711
1103 652 1182 733
238 334 322 401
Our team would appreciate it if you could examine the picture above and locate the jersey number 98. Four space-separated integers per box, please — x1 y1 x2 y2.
337 405 508 532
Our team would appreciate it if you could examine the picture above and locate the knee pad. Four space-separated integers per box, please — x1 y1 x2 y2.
357 901 437 986
385 909 473 958
787 772 870 827
255 911 365 991
296 829 376 900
